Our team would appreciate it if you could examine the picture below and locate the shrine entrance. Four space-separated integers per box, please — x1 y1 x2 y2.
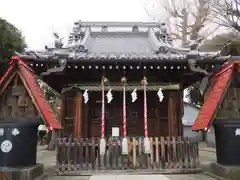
84 90 169 138
56 85 200 174
88 91 123 138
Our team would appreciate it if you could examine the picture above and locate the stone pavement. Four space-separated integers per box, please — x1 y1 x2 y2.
37 143 221 180
198 142 216 163
198 142 216 153
44 174 219 180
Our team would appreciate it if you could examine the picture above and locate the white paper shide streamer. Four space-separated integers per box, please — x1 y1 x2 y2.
157 88 164 102
131 89 137 102
106 89 113 103
83 89 89 104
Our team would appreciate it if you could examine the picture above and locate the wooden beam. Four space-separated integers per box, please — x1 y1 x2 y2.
178 91 184 137
68 83 180 91
83 103 89 137
74 94 79 137
75 92 83 138
0 73 16 96
168 91 178 137
58 93 66 138
11 76 19 117
168 93 173 137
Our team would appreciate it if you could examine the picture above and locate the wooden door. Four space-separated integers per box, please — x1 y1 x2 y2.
63 94 76 137
106 104 122 137
90 102 102 137
89 92 122 138
126 92 144 137
126 91 163 137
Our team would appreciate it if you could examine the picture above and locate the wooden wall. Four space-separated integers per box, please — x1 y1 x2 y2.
61 89 184 138
60 91 76 136
0 75 38 119
217 86 240 119
83 91 171 138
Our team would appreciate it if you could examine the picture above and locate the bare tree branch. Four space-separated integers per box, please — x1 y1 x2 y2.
153 0 215 48
211 0 240 32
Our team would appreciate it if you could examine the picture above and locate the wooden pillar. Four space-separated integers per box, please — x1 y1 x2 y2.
59 90 67 138
168 91 178 137
155 105 160 137
178 90 184 137
83 103 89 137
58 95 65 138
74 92 83 138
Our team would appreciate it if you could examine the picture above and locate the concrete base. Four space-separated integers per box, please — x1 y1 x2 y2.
57 168 202 176
0 163 44 180
206 142 216 148
202 162 240 180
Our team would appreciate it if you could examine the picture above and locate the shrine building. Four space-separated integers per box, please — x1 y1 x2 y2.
0 21 233 173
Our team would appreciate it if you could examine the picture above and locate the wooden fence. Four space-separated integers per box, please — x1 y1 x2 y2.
56 136 199 173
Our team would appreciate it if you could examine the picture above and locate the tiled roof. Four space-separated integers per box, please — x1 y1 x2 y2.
192 63 233 131
77 32 185 60
18 22 230 65
0 56 62 130
20 22 193 62
85 32 154 53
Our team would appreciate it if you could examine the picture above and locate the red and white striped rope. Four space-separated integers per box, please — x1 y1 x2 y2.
101 79 105 138
123 84 127 138
143 82 148 137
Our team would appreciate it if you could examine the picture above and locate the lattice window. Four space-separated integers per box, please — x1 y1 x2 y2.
0 111 5 118
11 110 18 117
6 96 16 107
11 86 25 96
18 107 25 117
130 112 139 120
18 96 28 107
226 102 234 111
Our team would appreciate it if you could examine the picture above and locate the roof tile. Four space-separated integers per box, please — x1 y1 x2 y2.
192 64 233 131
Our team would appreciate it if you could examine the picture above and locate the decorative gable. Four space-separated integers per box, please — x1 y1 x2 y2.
0 75 38 118
0 56 62 129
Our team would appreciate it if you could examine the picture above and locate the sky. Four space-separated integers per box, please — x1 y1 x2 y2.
0 0 165 49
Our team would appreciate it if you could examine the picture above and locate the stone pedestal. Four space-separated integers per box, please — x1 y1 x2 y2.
0 163 43 180
202 162 240 180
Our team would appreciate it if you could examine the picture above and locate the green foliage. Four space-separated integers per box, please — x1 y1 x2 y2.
0 17 26 62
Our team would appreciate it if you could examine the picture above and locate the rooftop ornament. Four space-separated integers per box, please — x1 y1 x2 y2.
101 25 108 32
12 21 231 77
132 25 139 32
53 32 63 49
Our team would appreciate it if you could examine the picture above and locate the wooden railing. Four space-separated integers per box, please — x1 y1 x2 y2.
56 137 199 172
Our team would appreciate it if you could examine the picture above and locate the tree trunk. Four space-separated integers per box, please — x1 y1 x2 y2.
47 130 57 150
181 9 189 48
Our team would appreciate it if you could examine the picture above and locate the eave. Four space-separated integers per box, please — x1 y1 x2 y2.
18 53 229 64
